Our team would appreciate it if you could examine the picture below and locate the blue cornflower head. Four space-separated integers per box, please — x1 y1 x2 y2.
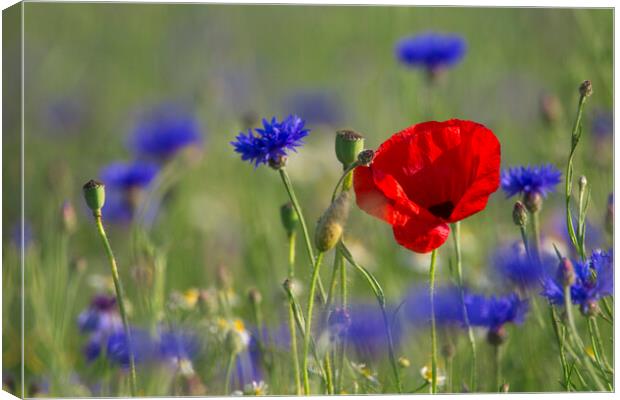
100 161 159 190
345 303 402 361
158 329 201 361
77 294 121 334
403 285 465 327
282 90 343 126
230 115 310 167
466 293 529 335
395 32 467 71
591 108 613 139
501 164 562 199
129 104 202 160
106 328 154 367
11 221 33 249
493 242 554 290
541 250 613 315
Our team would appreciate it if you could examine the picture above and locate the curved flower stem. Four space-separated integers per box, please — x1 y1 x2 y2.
450 222 477 391
224 352 236 394
330 162 359 203
549 305 571 390
279 168 326 302
587 317 613 384
518 224 531 262
531 211 542 264
302 251 325 395
429 249 439 394
93 212 137 396
287 232 303 395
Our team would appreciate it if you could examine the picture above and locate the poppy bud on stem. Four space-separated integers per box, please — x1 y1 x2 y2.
335 129 365 191
82 180 137 396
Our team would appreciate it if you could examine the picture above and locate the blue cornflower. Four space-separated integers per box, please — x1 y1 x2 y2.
77 294 121 334
11 221 33 249
230 115 310 167
501 164 562 199
106 328 154 367
541 250 613 315
465 293 529 344
591 108 613 139
128 104 202 161
100 161 159 190
345 303 402 361
403 285 465 327
395 32 467 71
282 90 343 126
158 329 201 361
492 242 554 290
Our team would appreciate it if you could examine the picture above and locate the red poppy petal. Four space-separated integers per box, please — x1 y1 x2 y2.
353 165 410 226
392 216 450 253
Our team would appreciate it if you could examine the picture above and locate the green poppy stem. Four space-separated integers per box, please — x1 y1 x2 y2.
287 232 303 395
429 248 438 394
302 251 325 394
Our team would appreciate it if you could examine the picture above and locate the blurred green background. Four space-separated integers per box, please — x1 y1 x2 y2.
3 4 613 396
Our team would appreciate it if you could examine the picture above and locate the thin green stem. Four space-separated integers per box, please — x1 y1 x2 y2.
94 212 137 396
330 162 359 203
302 251 325 395
324 355 334 394
429 249 438 394
531 211 542 264
518 225 531 262
224 352 236 394
279 168 326 302
494 344 502 391
451 222 477 391
549 305 571 390
287 232 302 395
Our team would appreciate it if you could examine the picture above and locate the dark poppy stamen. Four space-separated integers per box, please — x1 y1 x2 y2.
428 201 455 220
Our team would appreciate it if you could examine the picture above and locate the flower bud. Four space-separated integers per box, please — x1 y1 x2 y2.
357 149 375 166
225 329 246 355
280 202 299 236
248 288 262 305
61 200 78 234
523 192 542 214
82 180 105 212
397 356 411 369
579 80 593 98
581 299 600 317
578 175 588 192
486 326 506 346
512 201 528 227
605 193 613 236
315 192 350 252
268 155 287 170
335 129 365 167
500 383 510 393
559 257 576 287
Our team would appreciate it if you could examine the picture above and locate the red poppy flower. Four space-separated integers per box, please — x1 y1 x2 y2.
353 119 501 253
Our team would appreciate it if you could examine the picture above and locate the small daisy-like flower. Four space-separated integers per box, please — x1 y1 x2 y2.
420 364 446 386
350 363 379 385
541 249 613 315
128 104 202 161
465 293 529 343
243 380 268 396
395 32 467 72
230 115 310 167
501 164 562 199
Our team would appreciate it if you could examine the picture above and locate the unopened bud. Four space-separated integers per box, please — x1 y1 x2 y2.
579 80 593 98
582 300 600 317
225 329 245 355
357 149 375 166
280 202 299 236
512 201 528 227
248 288 262 305
335 129 365 167
315 192 350 252
559 257 576 287
397 356 411 369
579 175 588 192
61 200 78 234
501 383 510 393
82 180 105 212
268 155 287 170
524 192 543 214
486 326 506 346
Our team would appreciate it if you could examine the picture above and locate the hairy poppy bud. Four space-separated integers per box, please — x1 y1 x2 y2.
559 257 576 287
398 356 411 369
487 326 506 346
315 192 350 252
357 149 375 166
61 200 77 234
512 201 528 227
83 180 105 212
579 80 593 98
280 202 299 236
524 192 542 214
335 129 365 167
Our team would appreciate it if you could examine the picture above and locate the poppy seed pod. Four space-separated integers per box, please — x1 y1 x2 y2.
579 80 593 98
315 192 351 252
280 202 299 236
512 201 528 227
83 180 105 212
335 129 365 167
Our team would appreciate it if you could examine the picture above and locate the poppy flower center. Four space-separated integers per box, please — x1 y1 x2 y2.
427 201 455 220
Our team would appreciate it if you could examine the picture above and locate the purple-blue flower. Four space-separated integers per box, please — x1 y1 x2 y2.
128 104 202 160
230 115 310 167
403 285 465 327
501 164 562 199
465 293 529 333
77 294 123 362
344 303 402 361
395 32 467 71
282 90 343 126
541 249 613 314
591 108 613 139
492 242 554 290
100 161 159 190
106 328 155 367
158 329 201 361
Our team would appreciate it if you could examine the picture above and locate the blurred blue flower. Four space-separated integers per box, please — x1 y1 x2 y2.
232 333 264 390
128 104 202 161
501 164 562 198
492 242 554 290
100 161 159 190
403 285 465 327
106 328 155 368
547 210 605 255
282 90 343 126
230 115 310 167
345 303 402 361
395 32 467 71
158 329 201 361
11 221 33 249
83 340 102 362
541 249 613 314
44 96 89 134
591 108 613 139
465 293 529 333
78 294 123 363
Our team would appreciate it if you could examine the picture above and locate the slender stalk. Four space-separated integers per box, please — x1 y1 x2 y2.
429 249 439 394
93 212 137 396
331 162 358 203
287 232 302 395
549 305 571 390
324 355 334 394
279 168 326 302
224 353 236 394
302 251 325 394
518 225 531 262
493 344 502 391
590 317 612 371
451 222 477 391
339 250 347 307
531 211 542 263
